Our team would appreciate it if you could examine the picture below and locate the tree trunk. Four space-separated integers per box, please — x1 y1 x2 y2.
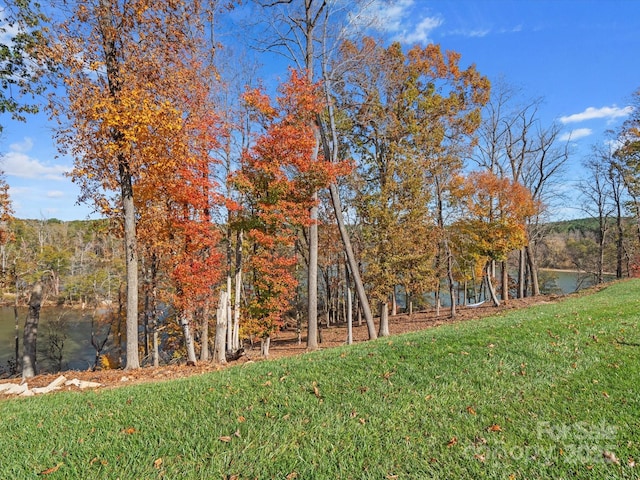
317 99 376 339
214 290 228 364
328 184 376 338
22 281 43 379
13 268 19 375
152 329 159 368
307 196 319 350
501 260 509 304
261 336 271 357
181 311 197 365
200 305 210 362
226 274 233 352
233 230 242 351
446 239 456 318
100 0 139 370
378 301 390 337
525 245 540 296
616 203 624 278
346 286 353 345
518 248 525 298
486 262 500 306
121 178 140 369
391 288 397 316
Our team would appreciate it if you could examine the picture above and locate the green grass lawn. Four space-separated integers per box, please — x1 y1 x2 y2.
1 280 639 479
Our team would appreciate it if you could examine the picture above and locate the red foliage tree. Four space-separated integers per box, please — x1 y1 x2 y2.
233 70 344 355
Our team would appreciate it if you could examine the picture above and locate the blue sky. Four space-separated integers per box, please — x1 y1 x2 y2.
1 0 638 220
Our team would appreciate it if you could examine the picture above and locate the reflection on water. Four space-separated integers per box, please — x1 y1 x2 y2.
0 307 97 373
539 269 615 295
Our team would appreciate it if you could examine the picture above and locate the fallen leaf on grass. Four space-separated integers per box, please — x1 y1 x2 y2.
466 406 477 415
237 415 246 423
286 472 298 480
218 436 232 443
474 454 486 462
312 382 321 398
447 437 458 447
487 424 502 432
628 457 636 468
122 427 137 435
38 463 63 475
603 450 620 465
474 436 487 445
602 391 610 398
153 458 163 469
382 371 395 381
386 475 398 479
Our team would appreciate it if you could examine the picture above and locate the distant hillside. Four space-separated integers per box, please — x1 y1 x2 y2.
538 216 636 275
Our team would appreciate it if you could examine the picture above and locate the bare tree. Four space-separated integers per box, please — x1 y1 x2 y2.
474 82 569 297
579 149 614 283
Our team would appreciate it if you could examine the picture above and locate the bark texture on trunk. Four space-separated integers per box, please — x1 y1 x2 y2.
181 311 197 365
122 180 140 369
501 260 509 304
261 336 271 357
22 282 43 379
525 245 540 296
214 290 228 364
486 262 500 306
378 301 390 337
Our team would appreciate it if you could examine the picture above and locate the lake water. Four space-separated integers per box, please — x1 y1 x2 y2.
0 307 97 374
539 269 615 295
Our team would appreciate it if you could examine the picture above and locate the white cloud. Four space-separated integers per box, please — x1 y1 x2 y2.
395 15 443 44
560 128 592 141
9 137 34 153
560 106 633 124
2 145 69 180
448 28 490 38
356 0 443 45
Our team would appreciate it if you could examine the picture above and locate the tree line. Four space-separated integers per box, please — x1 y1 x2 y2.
1 0 639 376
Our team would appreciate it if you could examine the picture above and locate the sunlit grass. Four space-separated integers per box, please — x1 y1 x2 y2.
1 280 639 478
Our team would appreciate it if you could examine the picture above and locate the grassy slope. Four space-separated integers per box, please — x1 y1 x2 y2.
1 281 639 479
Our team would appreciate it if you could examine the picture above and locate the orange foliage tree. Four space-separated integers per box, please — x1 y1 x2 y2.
455 171 537 306
232 70 343 356
49 0 222 368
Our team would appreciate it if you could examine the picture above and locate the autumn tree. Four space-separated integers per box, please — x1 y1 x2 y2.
49 0 222 369
456 171 536 306
336 38 489 324
614 89 640 251
0 172 14 289
233 70 342 356
256 0 384 347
